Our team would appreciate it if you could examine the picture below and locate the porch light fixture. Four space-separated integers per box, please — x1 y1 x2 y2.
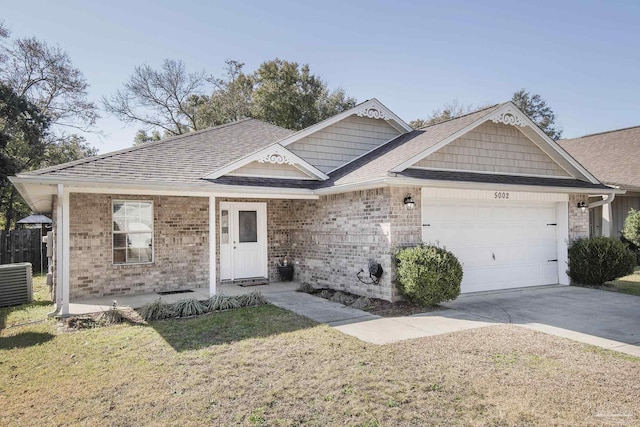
577 201 587 213
403 195 415 210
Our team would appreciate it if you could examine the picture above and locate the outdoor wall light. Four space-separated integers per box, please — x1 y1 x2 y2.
577 201 587 213
403 195 416 210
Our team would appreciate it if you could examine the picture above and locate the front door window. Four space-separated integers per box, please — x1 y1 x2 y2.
238 210 257 243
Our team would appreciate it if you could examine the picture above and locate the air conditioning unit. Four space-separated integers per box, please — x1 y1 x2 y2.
0 263 33 307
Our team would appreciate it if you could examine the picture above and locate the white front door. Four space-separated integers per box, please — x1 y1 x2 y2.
219 202 267 280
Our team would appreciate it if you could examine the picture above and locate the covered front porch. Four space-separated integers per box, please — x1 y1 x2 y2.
67 281 301 316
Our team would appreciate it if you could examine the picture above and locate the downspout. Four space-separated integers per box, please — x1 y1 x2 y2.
588 193 616 237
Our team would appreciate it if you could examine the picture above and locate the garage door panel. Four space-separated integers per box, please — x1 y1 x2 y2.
422 197 559 293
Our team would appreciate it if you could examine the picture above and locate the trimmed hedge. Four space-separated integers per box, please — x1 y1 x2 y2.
567 237 635 286
395 244 463 306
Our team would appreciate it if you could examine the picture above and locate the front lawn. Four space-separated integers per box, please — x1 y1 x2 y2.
1 290 639 426
606 266 640 296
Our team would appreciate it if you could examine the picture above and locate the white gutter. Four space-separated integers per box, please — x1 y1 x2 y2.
588 193 616 209
313 176 623 197
588 193 616 237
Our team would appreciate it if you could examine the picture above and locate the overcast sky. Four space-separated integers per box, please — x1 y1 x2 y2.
3 0 639 153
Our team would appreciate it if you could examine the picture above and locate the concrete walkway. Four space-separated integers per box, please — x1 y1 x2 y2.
264 290 493 344
266 286 640 358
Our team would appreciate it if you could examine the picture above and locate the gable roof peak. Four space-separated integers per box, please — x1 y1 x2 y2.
413 102 506 130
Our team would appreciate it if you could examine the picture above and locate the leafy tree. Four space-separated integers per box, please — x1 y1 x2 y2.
195 59 254 128
133 129 163 146
44 134 97 165
511 89 562 140
114 58 357 143
409 100 479 129
0 30 99 229
252 58 356 130
0 84 50 230
103 59 207 136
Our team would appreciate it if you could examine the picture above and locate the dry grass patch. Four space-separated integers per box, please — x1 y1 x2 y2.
1 302 639 426
606 266 640 296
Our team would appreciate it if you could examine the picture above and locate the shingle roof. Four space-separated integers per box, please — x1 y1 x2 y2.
558 126 640 189
25 119 294 187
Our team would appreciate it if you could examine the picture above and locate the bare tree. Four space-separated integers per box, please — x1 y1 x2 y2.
0 33 99 229
1 37 98 133
103 59 207 136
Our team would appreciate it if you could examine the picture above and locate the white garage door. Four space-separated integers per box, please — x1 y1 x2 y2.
422 197 560 293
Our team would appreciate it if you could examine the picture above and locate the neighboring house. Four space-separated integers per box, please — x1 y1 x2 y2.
10 99 615 315
559 126 640 237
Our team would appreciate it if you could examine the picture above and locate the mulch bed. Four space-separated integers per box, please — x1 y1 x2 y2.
301 286 441 317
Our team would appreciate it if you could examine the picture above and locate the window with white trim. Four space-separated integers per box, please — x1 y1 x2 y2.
112 200 153 264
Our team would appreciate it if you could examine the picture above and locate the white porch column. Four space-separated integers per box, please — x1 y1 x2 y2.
55 184 70 316
61 188 70 316
55 185 63 310
602 197 612 237
209 196 217 297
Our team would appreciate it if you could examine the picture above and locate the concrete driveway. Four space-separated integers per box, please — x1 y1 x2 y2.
441 285 640 356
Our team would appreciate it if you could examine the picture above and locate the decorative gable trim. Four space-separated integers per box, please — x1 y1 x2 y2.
354 100 394 121
488 106 528 127
256 150 296 166
390 102 600 184
276 98 412 148
202 144 329 181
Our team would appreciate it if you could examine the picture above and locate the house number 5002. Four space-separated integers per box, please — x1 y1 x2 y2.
494 192 510 199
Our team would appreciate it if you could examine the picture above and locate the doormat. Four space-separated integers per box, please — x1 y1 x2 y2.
157 289 195 295
238 282 269 287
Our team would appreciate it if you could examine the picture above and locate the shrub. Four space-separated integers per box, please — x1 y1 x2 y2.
96 308 127 326
319 290 333 299
217 295 240 311
205 295 223 312
173 299 207 318
567 237 636 285
296 282 315 293
236 291 267 307
622 209 640 263
395 244 463 306
139 298 175 321
330 292 355 305
350 296 372 310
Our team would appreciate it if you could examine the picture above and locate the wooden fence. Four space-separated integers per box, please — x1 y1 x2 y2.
0 229 47 274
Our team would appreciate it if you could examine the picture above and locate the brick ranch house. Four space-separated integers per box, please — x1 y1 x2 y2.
11 99 618 316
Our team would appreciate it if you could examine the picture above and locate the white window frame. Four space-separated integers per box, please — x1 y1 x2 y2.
112 200 154 265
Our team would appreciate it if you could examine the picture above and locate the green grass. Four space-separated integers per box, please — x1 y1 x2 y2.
1 289 639 426
0 274 54 329
605 266 640 296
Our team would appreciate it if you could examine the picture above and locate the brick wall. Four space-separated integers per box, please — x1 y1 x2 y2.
568 194 590 242
284 188 395 301
68 194 209 299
